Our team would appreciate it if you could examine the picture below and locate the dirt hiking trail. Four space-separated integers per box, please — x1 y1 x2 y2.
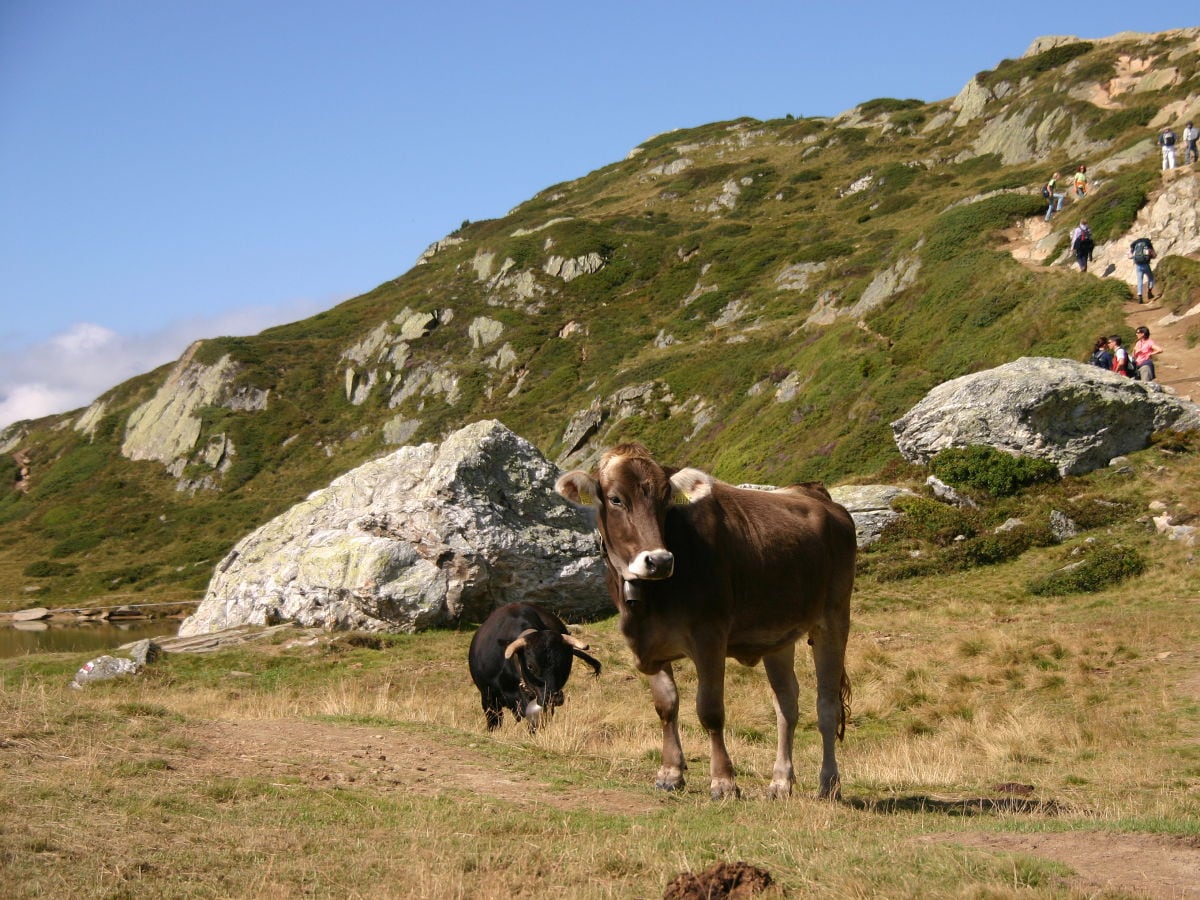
1003 192 1200 399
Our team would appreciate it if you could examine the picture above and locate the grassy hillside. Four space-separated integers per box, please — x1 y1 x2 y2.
2 31 1199 609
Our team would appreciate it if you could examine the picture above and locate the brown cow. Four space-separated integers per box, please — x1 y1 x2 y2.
555 443 855 799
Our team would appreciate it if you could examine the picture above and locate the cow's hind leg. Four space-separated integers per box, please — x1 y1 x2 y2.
762 644 799 799
810 623 850 799
649 664 687 791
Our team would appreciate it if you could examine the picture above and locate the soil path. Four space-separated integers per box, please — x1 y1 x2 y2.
1002 216 1200 399
186 718 659 817
924 832 1200 898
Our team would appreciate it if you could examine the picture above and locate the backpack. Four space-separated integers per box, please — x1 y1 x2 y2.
1120 350 1136 376
1074 226 1094 256
1132 239 1153 264
1041 184 1051 200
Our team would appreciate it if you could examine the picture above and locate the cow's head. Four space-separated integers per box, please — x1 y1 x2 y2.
555 443 713 585
503 628 600 728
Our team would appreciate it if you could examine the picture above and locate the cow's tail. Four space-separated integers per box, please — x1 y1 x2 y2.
837 671 852 742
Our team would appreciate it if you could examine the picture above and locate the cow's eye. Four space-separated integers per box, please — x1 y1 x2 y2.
607 495 623 508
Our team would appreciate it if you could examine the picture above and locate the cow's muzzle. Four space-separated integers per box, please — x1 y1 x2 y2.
629 549 674 580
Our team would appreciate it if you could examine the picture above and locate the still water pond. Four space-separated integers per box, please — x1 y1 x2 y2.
1 620 181 658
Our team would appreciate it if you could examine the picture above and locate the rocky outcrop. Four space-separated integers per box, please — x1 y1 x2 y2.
122 344 240 467
544 253 605 282
1094 172 1200 293
414 235 465 265
808 251 921 327
73 400 107 440
556 381 678 468
340 308 449 406
892 357 1200 475
179 420 608 636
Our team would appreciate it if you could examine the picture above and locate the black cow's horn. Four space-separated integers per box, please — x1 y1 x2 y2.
504 628 538 659
562 634 590 651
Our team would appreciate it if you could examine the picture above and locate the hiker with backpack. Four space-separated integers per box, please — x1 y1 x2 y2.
1185 122 1198 166
1043 172 1064 221
1073 165 1088 197
1071 220 1094 272
1132 326 1162 382
1158 126 1177 170
1089 335 1113 370
1129 236 1156 303
1108 335 1135 377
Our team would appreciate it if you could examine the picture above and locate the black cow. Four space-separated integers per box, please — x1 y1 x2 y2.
468 601 601 731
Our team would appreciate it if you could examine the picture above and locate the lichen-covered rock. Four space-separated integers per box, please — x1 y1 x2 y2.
892 357 1200 475
179 420 607 636
121 345 239 466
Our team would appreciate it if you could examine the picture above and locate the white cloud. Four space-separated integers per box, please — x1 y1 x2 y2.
0 299 329 431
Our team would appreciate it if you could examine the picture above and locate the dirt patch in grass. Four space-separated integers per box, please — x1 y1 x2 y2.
923 831 1200 898
184 718 659 817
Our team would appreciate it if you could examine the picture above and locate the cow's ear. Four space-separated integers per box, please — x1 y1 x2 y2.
670 467 714 504
555 470 600 508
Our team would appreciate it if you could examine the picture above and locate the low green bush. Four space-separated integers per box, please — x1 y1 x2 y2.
23 560 78 578
1087 104 1157 142
858 98 925 116
930 445 1059 497
888 495 976 545
1028 544 1145 595
977 42 1094 90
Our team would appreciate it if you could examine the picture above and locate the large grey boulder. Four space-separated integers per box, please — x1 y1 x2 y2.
892 357 1200 476
179 420 607 636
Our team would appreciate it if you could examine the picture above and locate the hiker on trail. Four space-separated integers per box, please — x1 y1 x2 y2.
1073 165 1088 197
1090 335 1113 370
1108 335 1134 377
1132 326 1162 382
1159 126 1177 170
1071 220 1094 272
1129 236 1156 303
1043 173 1065 221
1185 122 1198 166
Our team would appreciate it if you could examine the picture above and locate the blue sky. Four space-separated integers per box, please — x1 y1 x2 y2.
1 2 1195 428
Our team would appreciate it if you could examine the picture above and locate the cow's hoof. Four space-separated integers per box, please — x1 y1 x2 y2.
767 780 793 800
710 780 741 801
817 780 842 801
655 766 685 792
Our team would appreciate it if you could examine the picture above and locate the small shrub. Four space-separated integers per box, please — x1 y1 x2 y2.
789 170 823 184
858 98 925 117
23 559 78 577
889 495 976 545
1028 544 1145 595
1087 104 1157 142
1149 428 1200 454
930 445 1059 497
950 529 1032 567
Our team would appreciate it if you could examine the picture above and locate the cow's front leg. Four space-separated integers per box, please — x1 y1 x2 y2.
649 665 686 791
762 644 799 799
693 650 739 799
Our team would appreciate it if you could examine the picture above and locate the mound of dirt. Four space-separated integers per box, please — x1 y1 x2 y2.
663 861 774 899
